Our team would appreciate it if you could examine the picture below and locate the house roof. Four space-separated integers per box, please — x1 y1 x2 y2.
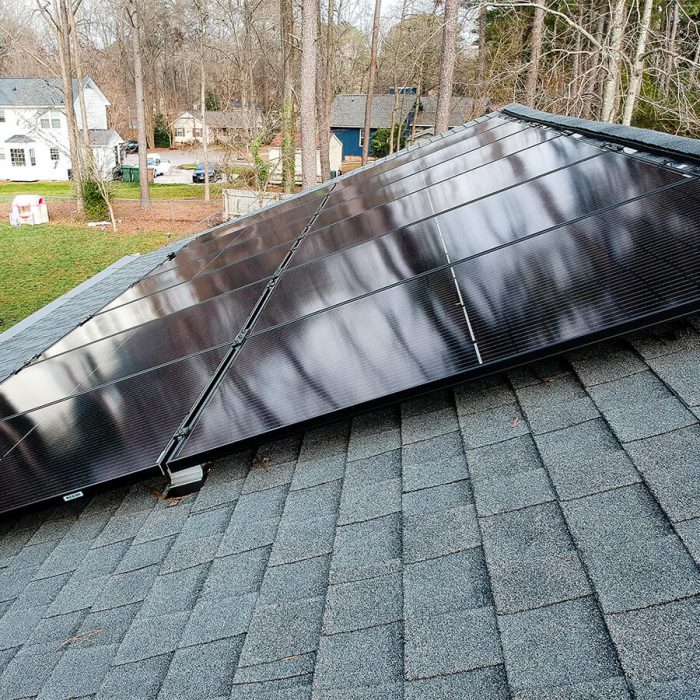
5 134 34 144
88 128 123 147
176 110 261 130
0 77 108 108
1 109 700 698
330 94 416 129
414 95 477 128
268 131 341 148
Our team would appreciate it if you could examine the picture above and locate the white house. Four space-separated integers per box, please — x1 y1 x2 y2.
0 77 123 182
267 132 343 185
172 109 262 146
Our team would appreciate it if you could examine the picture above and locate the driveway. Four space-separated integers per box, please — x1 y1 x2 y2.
122 148 225 185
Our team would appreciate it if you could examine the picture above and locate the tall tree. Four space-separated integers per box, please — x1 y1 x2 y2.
477 4 488 97
300 0 318 189
280 0 295 192
524 1 545 107
362 0 381 164
622 0 654 125
435 0 459 134
317 0 334 181
125 0 151 209
195 0 210 201
600 0 627 121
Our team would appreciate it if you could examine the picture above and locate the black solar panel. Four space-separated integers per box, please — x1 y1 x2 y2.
2 108 700 514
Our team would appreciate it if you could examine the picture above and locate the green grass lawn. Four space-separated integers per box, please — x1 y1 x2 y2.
0 222 168 332
0 180 223 200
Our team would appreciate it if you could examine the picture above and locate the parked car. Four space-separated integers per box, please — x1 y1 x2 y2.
121 140 138 154
192 163 222 183
146 153 172 177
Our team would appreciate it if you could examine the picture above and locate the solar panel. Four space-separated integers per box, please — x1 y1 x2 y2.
2 107 700 514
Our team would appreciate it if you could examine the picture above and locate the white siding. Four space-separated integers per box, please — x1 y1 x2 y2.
74 86 108 130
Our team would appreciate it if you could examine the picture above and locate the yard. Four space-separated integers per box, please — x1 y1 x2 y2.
0 180 224 200
0 222 168 332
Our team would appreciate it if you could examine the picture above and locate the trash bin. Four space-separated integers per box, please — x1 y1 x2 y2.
9 195 49 226
121 165 154 184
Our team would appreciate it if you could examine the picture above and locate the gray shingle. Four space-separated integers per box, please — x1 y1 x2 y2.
38 643 117 699
232 676 313 699
454 377 516 416
160 533 223 573
338 478 401 525
114 536 175 575
343 450 401 487
115 611 190 664
313 623 403 690
46 575 109 617
133 503 192 544
233 653 315 684
35 542 95 579
404 606 501 680
312 681 400 700
0 565 38 603
330 515 401 584
401 407 460 444
25 610 84 648
297 422 350 463
606 597 700 685
269 514 337 566
26 519 75 546
291 455 347 491
238 596 325 666
74 540 131 580
405 666 508 700
91 564 159 611
676 518 700 566
14 573 70 609
0 644 63 699
191 465 245 513
459 404 529 449
499 598 622 692
401 480 473 516
242 461 295 495
588 371 696 442
568 342 646 386
230 487 288 524
347 428 401 461
96 654 172 700
180 593 257 647
75 603 140 647
93 511 150 548
8 542 55 570
323 573 402 634
535 420 639 500
523 397 600 435
647 349 700 406
624 425 700 521
402 431 469 492
403 504 480 563
259 556 331 605
511 676 631 699
139 565 208 618
404 549 491 618
202 548 269 599
283 481 342 521
217 515 281 556
157 636 243 699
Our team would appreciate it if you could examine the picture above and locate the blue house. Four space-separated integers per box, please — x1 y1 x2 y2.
330 93 416 159
330 92 479 159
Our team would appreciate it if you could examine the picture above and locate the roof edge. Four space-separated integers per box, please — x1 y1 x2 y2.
502 103 700 164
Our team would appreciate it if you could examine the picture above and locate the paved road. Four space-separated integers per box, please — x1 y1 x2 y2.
122 148 226 185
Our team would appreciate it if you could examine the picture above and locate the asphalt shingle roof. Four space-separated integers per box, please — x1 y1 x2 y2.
330 94 416 129
1 313 700 698
0 78 102 108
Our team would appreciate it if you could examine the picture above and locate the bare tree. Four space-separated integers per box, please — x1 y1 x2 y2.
361 0 381 164
300 0 318 189
195 0 210 201
435 0 459 134
317 0 334 181
622 0 654 125
524 0 545 107
280 0 295 192
600 0 627 121
125 0 151 209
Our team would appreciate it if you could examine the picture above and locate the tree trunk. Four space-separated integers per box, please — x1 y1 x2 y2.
435 0 459 134
622 0 653 125
524 2 545 107
362 0 381 165
280 0 295 192
45 0 83 211
582 2 605 118
126 0 151 209
477 3 487 96
316 0 332 181
600 0 626 122
300 0 318 190
197 0 210 202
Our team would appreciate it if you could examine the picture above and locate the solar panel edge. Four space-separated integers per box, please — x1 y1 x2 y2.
167 297 700 472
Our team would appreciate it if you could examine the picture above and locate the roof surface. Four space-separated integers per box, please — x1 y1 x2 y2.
414 96 477 128
330 94 415 129
88 129 122 147
176 110 262 129
1 110 700 699
0 78 103 108
0 318 699 699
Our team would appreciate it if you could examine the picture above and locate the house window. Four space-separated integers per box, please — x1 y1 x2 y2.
0 109 5 122
40 118 50 128
50 147 59 161
359 130 365 148
51 117 60 128
29 148 36 166
0 152 5 160
175 128 185 137
193 128 202 138
10 148 25 167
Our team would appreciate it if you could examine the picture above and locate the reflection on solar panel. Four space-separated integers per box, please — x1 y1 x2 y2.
2 105 700 514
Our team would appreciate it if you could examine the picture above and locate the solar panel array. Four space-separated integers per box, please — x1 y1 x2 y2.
2 110 699 513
